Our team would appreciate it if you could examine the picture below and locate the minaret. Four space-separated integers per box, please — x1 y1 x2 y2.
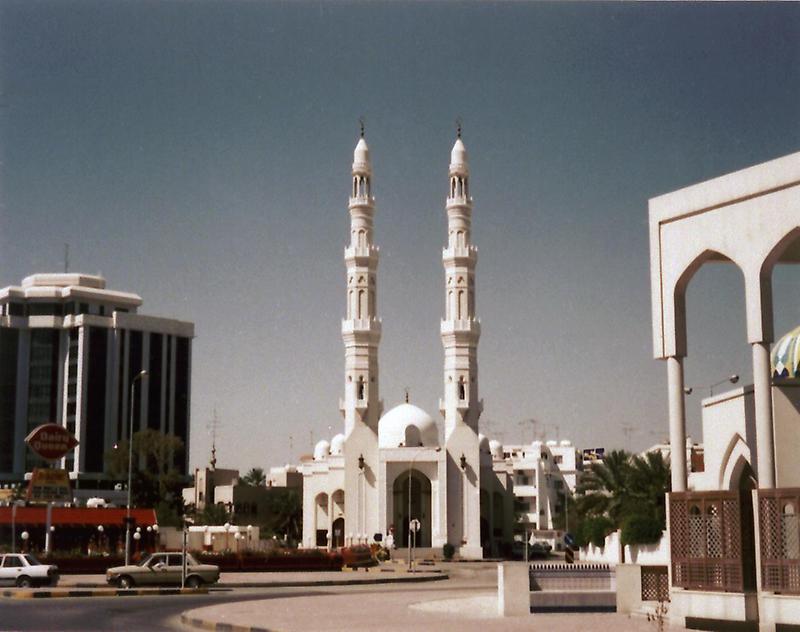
341 127 382 543
441 126 483 558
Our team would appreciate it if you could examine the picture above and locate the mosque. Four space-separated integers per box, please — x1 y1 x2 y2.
300 130 506 559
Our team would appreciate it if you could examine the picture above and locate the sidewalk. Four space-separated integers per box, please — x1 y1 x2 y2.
180 583 685 632
59 567 446 589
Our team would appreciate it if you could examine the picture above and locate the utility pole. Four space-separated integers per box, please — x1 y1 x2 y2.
621 423 635 449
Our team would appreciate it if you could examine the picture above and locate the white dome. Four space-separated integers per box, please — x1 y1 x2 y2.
546 440 557 447
489 439 503 459
378 403 439 449
560 440 572 447
531 440 542 448
313 439 331 461
450 137 468 172
353 137 371 173
330 433 345 455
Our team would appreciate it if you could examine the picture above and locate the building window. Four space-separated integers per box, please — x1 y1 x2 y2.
8 303 23 317
554 455 563 465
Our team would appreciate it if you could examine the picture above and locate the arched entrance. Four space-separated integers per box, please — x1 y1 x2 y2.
315 493 329 547
332 517 345 548
393 470 432 547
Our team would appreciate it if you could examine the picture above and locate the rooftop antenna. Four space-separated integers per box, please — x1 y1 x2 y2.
621 422 636 449
359 116 365 138
456 116 463 139
207 407 220 470
64 244 69 273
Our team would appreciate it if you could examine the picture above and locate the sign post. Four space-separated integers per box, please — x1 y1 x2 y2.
409 519 420 571
564 532 575 564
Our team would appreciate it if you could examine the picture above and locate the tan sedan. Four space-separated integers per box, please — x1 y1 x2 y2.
106 552 219 588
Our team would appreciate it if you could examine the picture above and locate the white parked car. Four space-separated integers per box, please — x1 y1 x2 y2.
0 554 59 588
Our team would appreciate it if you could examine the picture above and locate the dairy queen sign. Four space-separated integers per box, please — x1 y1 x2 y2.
25 423 79 461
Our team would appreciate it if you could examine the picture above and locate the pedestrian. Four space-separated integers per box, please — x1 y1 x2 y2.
385 526 395 559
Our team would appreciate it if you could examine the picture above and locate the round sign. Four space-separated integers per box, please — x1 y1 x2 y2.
24 423 79 461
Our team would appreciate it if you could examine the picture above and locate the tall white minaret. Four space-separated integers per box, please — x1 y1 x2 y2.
441 127 483 558
342 128 382 542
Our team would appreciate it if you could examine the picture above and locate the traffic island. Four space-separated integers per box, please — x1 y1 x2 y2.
1 586 208 599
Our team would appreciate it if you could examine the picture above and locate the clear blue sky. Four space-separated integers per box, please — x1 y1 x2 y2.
1 1 799 472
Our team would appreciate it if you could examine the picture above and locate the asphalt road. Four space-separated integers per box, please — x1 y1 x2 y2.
0 587 326 631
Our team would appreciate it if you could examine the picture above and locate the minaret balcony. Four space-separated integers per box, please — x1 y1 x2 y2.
349 195 375 208
342 318 382 336
344 244 379 264
440 318 481 337
442 245 478 264
446 195 473 208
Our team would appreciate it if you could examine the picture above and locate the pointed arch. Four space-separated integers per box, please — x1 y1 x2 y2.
718 432 751 490
757 225 800 343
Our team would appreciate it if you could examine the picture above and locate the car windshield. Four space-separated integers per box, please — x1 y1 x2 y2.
23 555 40 566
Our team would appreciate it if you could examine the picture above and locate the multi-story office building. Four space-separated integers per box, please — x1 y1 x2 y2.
0 273 194 482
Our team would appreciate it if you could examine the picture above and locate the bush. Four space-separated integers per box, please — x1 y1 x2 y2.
443 543 455 560
620 513 664 546
575 516 614 548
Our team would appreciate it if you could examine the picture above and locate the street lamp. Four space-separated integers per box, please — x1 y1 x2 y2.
125 369 148 566
11 499 24 554
407 446 441 571
20 531 29 552
684 374 739 397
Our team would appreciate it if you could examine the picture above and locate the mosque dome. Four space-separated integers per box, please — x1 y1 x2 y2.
330 433 345 455
313 439 331 461
489 439 503 459
772 325 800 378
378 403 439 449
450 138 468 172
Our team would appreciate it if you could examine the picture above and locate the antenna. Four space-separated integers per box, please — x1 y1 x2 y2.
64 244 69 273
456 117 463 139
207 407 221 469
621 423 636 448
358 116 365 138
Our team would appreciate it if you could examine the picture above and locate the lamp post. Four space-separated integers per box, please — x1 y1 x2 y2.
407 446 441 571
125 369 148 566
684 374 739 397
20 531 29 553
11 499 23 554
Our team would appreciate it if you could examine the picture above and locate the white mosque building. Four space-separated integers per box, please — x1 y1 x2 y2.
301 130 502 559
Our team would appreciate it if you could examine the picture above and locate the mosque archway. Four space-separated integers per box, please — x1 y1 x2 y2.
392 470 432 547
315 493 329 547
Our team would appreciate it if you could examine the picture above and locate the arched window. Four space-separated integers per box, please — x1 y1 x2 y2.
448 290 455 320
357 376 365 400
458 376 466 401
689 505 703 557
706 505 722 558
458 290 467 319
348 290 354 319
456 230 465 248
358 229 366 248
783 502 799 559
358 290 367 319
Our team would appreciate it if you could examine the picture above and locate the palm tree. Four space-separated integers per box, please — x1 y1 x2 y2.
575 449 633 525
241 467 267 487
627 451 671 525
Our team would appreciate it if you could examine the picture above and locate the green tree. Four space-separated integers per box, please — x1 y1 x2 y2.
198 503 230 526
241 467 267 487
106 429 188 526
261 489 302 541
576 449 634 526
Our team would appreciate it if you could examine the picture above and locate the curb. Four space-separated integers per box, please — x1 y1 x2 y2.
181 614 277 632
1 586 208 599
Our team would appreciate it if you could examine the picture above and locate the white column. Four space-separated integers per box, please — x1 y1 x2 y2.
752 342 775 489
667 356 688 492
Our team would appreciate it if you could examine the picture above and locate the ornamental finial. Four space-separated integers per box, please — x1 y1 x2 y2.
456 117 462 139
359 116 365 138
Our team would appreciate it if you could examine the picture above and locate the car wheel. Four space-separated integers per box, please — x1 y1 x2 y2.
185 576 203 589
118 575 135 589
16 576 32 588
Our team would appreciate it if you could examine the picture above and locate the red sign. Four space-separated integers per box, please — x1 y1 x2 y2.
25 424 79 461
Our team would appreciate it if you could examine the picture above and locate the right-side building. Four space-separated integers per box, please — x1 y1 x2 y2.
648 151 800 630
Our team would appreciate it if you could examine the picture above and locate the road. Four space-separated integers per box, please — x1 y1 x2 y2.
0 586 326 631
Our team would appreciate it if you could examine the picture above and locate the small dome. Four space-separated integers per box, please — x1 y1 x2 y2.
378 403 439 449
772 325 800 378
313 440 331 461
531 440 542 448
546 440 557 447
330 433 345 455
353 137 371 173
489 439 503 459
560 440 572 447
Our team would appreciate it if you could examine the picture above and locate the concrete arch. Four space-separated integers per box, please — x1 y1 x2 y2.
755 225 800 344
670 249 744 357
719 433 751 491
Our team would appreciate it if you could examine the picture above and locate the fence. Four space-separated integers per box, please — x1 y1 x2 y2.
640 565 669 602
758 488 800 595
669 490 753 592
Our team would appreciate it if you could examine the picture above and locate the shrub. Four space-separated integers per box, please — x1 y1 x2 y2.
620 512 664 546
576 516 614 548
443 543 455 560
